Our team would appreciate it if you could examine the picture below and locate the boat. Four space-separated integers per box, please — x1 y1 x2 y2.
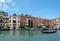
28 28 35 31
41 28 57 33
41 30 56 33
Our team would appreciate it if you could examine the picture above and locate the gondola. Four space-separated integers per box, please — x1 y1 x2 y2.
41 28 57 33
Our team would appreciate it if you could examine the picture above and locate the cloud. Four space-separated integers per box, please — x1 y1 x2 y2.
9 8 19 12
0 0 12 3
5 0 12 3
13 8 19 11
0 0 18 13
0 0 12 10
0 0 5 3
0 3 10 10
4 4 9 8
10 9 13 11
12 2 15 6
0 3 2 6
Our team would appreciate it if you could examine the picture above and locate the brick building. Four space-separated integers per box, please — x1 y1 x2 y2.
20 14 51 27
20 14 35 27
34 17 43 27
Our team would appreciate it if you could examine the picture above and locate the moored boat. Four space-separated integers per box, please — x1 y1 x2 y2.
41 30 57 33
41 28 57 33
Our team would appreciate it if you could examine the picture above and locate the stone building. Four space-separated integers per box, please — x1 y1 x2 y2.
0 11 8 29
2 16 9 29
52 18 60 29
9 14 20 30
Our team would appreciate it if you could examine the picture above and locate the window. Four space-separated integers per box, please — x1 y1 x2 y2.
10 17 11 19
9 20 11 23
58 18 60 20
0 20 2 23
13 24 16 26
18 21 20 23
5 21 8 23
13 17 16 19
42 20 46 24
26 19 29 25
13 20 16 23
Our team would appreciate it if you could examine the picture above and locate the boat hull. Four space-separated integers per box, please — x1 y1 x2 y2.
41 30 57 34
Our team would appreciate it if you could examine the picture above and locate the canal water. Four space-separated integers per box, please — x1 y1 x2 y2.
0 30 60 41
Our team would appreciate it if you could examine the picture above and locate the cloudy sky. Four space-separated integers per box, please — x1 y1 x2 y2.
0 0 60 19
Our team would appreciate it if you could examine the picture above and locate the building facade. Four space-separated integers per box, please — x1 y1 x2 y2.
50 18 60 29
0 11 56 30
34 17 43 27
55 18 60 29
0 11 8 16
20 14 50 27
0 11 8 29
20 14 35 27
2 16 9 29
0 15 3 29
9 14 20 30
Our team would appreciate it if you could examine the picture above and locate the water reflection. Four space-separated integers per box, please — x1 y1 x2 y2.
0 30 58 36
0 30 60 41
0 30 44 36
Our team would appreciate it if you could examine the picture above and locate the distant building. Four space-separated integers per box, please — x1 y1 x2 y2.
9 14 20 30
0 15 3 29
0 11 8 29
50 19 56 27
20 14 50 27
55 18 60 29
0 11 54 30
0 11 8 16
2 16 9 29
20 14 35 27
34 17 43 27
51 18 60 29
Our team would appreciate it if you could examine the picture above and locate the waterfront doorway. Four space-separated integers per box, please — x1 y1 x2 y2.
13 26 16 30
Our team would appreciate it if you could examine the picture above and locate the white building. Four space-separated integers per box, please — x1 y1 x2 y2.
9 14 20 30
55 18 60 29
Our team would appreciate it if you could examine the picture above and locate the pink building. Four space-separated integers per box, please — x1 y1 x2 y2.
20 14 52 27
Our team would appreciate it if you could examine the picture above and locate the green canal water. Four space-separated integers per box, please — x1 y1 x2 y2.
0 30 60 41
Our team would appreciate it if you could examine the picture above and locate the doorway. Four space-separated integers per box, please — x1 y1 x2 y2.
13 26 16 30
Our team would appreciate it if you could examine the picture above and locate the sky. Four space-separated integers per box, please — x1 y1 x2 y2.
0 0 60 19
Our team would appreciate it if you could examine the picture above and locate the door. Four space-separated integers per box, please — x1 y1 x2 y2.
13 26 16 30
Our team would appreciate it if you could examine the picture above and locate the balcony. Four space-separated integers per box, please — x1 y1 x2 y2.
3 16 9 18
